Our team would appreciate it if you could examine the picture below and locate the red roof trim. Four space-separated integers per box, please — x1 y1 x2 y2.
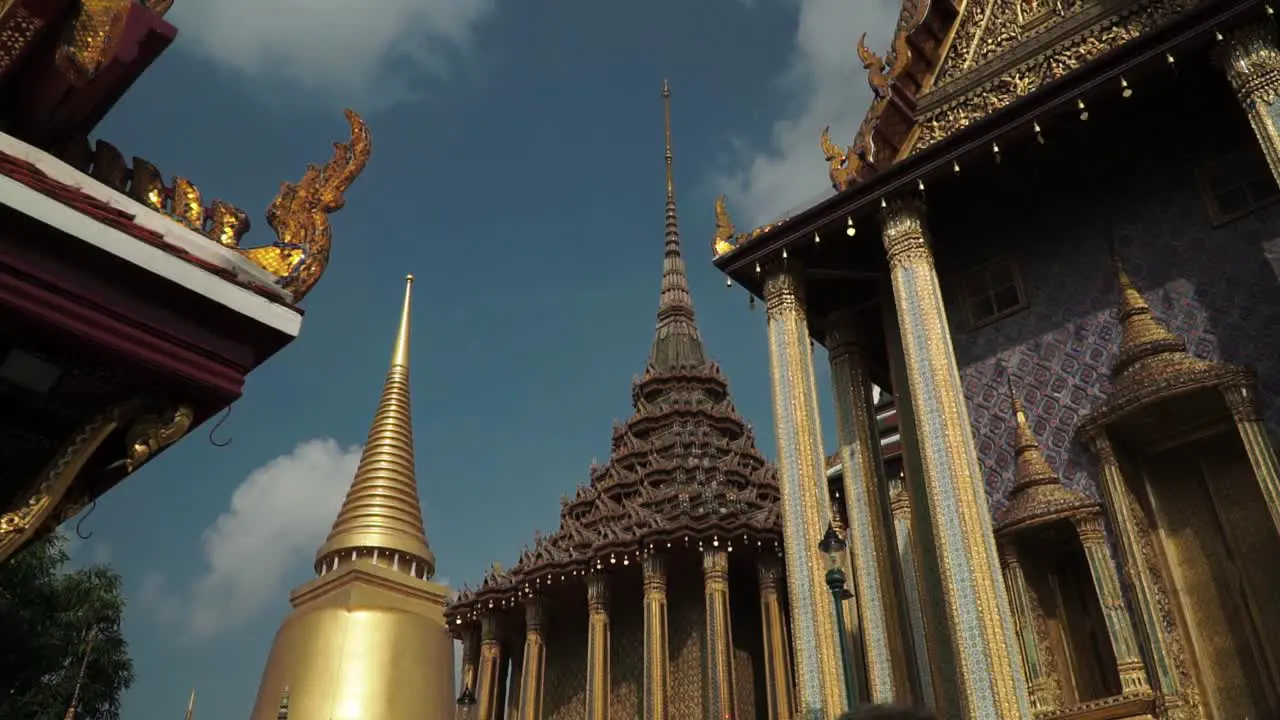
0 150 287 303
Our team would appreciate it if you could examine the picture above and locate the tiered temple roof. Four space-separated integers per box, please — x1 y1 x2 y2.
448 82 781 618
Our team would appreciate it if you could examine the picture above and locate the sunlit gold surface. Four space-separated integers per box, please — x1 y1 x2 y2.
56 0 131 84
315 276 435 578
248 565 455 720
240 110 371 302
250 276 454 720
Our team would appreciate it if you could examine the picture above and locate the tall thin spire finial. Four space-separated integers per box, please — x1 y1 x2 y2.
184 688 196 720
315 274 436 580
649 79 706 372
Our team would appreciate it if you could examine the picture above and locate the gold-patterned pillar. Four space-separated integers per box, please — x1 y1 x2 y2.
642 553 670 720
476 614 504 720
703 547 737 718
758 555 797 720
880 197 1030 719
1071 512 1151 694
888 474 934 706
517 598 546 720
827 311 915 704
1087 433 1185 706
762 262 846 717
1222 381 1280 534
585 573 611 720
1224 23 1280 186
998 539 1054 713
506 631 524 719
460 627 481 701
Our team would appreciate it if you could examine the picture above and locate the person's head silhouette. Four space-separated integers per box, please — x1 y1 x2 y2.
835 705 939 720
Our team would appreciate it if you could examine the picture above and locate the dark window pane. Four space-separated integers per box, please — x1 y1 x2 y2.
1246 177 1278 202
990 264 1016 290
968 295 996 323
993 284 1023 313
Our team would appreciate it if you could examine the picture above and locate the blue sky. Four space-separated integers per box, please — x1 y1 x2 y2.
62 0 899 717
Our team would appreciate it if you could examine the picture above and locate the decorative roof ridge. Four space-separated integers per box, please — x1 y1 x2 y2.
48 110 370 304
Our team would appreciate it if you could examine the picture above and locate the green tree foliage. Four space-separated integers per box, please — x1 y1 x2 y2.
0 533 134 720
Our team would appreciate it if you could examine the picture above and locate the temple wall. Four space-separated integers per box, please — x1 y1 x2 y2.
924 60 1280 516
543 596 587 720
668 560 707 719
610 570 644 720
730 557 766 718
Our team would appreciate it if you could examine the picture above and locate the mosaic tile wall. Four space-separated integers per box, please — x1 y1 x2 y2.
926 64 1280 516
543 598 587 720
668 560 708 720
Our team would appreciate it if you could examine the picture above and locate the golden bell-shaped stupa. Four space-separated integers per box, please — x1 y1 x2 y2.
248 275 455 720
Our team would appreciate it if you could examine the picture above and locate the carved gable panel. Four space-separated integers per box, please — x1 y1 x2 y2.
915 0 1202 152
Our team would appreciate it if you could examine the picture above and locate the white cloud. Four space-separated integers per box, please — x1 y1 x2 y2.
146 438 361 638
719 0 901 226
168 0 495 104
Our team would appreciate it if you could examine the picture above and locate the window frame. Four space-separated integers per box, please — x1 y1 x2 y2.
960 256 1029 331
1197 149 1280 227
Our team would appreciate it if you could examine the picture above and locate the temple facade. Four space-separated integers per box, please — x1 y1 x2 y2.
0 0 368 566
713 0 1280 718
444 83 797 720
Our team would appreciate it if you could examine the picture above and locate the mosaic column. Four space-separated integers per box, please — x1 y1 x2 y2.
476 613 504 720
506 630 524 718
998 540 1054 713
460 627 481 703
585 573 611 720
517 598 546 720
762 261 845 718
888 473 935 707
1222 381 1280 534
883 298 957 715
827 311 915 704
1224 23 1280 186
1071 512 1151 694
703 547 738 719
1086 433 1185 706
880 198 1030 719
642 553 670 720
758 555 797 720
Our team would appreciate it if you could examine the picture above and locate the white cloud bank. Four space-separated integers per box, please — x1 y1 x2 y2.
143 438 361 638
168 0 495 103
720 0 901 226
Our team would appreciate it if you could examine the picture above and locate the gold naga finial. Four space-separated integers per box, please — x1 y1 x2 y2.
712 195 737 257
821 125 860 191
238 110 372 302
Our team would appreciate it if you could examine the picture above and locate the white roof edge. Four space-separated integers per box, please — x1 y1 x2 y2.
0 133 295 295
0 173 301 337
0 134 301 337
825 433 903 479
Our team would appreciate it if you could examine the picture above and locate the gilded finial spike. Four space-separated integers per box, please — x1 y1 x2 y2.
314 274 435 579
184 688 196 720
391 275 414 370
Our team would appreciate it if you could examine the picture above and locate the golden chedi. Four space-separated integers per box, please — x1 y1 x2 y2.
249 275 455 720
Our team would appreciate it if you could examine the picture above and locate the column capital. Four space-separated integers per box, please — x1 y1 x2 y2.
1071 511 1108 546
825 309 869 360
888 472 911 517
879 197 932 269
703 547 730 581
762 262 807 319
997 537 1021 567
643 552 667 592
587 573 610 612
480 612 502 643
1225 22 1280 105
523 596 545 632
1222 381 1263 423
758 554 784 591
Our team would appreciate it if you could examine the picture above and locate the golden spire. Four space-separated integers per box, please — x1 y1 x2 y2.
184 689 196 720
1110 245 1185 378
650 78 706 372
314 275 436 579
997 369 1095 535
